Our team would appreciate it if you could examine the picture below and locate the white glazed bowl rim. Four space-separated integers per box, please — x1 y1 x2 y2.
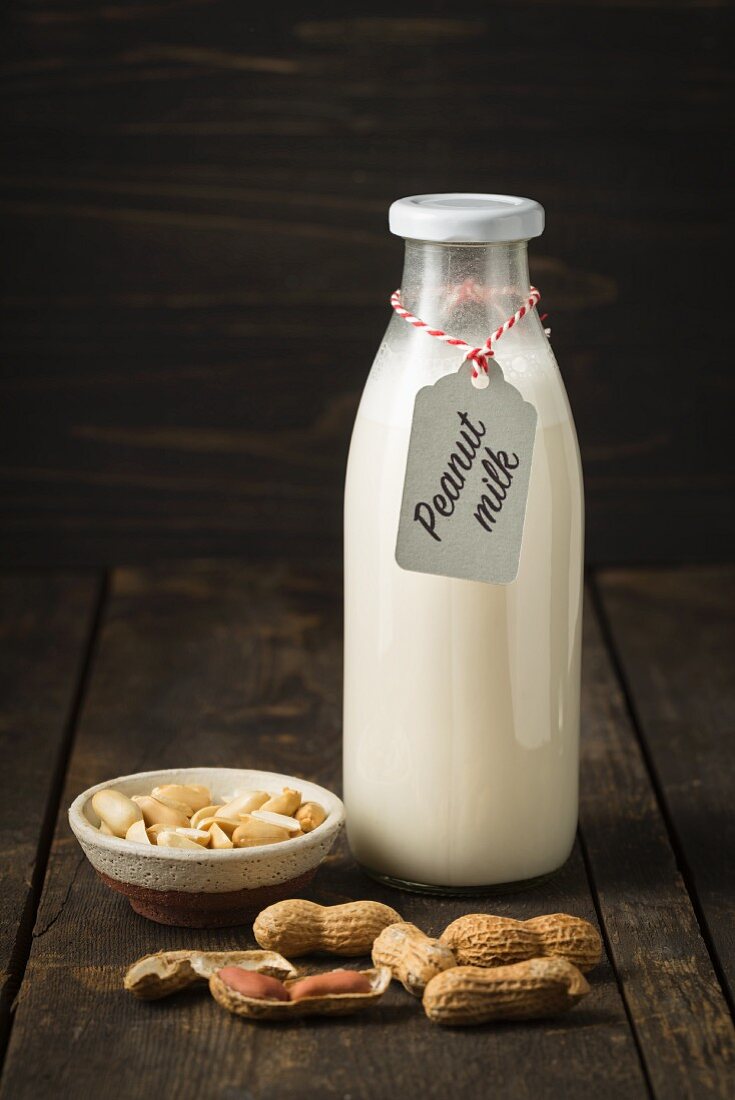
68 766 345 866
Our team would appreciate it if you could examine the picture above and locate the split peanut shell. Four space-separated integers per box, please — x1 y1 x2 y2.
209 966 391 1020
124 949 297 1000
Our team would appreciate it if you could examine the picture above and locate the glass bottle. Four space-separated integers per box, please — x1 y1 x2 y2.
343 194 584 892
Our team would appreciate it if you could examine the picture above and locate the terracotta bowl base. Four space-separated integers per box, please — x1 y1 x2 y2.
97 869 317 926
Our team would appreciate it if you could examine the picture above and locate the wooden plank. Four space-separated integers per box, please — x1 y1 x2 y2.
579 590 735 1098
0 574 100 1053
595 567 735 1008
0 3 733 567
0 563 646 1100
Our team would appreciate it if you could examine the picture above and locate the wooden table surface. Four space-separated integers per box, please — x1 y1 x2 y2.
0 563 732 1099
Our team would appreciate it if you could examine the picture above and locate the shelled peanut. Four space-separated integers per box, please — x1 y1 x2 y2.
220 967 373 1001
90 782 327 852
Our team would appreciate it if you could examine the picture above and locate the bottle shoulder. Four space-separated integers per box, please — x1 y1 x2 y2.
360 316 575 434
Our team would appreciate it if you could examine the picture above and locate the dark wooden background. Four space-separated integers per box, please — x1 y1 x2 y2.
1 1 732 568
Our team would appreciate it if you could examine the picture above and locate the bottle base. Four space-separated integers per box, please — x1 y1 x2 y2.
358 863 562 897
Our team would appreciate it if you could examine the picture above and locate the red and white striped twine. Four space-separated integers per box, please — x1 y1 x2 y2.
390 286 542 379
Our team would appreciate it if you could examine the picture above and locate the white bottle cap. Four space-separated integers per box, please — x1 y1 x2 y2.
389 193 544 243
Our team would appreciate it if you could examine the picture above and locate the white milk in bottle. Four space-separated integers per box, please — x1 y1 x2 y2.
343 195 583 891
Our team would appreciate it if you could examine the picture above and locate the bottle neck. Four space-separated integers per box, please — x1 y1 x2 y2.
399 239 532 344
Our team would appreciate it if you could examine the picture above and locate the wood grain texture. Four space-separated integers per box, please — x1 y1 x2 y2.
0 563 647 1100
1 2 733 566
579 589 735 1099
596 567 735 1011
0 574 99 1053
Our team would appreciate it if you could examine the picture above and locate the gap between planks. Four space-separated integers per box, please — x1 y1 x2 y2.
0 572 108 1070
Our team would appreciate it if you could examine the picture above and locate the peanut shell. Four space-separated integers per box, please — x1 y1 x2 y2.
253 898 402 957
440 912 601 973
372 922 455 995
423 957 590 1025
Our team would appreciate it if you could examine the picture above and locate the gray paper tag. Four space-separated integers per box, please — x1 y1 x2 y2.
395 360 537 585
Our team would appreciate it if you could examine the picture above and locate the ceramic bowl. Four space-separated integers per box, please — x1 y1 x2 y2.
68 767 344 927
